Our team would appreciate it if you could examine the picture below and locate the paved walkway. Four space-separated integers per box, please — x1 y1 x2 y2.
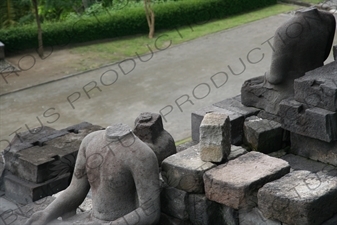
1 12 336 152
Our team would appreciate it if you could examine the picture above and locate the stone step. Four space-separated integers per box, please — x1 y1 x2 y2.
294 61 337 112
279 98 337 142
204 152 290 209
289 132 337 167
258 170 337 225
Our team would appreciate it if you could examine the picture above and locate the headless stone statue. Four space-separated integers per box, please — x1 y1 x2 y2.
241 8 336 114
133 112 176 165
24 124 160 225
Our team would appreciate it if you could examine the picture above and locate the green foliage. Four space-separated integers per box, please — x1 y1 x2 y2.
0 0 277 53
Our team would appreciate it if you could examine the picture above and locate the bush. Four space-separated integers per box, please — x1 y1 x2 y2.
0 0 277 53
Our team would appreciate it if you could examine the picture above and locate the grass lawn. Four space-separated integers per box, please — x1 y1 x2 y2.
71 3 298 63
301 0 324 4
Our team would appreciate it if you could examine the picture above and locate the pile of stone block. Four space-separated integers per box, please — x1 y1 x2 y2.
0 122 103 204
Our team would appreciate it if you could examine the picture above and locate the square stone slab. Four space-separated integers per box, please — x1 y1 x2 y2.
204 152 290 209
258 170 337 225
161 145 216 193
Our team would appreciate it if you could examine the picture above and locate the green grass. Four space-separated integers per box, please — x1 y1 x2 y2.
71 3 297 62
175 137 192 146
301 0 324 4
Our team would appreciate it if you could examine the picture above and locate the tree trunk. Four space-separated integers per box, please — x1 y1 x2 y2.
32 0 43 58
144 0 155 39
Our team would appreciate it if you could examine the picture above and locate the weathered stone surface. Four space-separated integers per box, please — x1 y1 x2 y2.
257 110 282 123
333 45 337 61
243 116 285 153
161 187 189 220
213 95 260 117
279 99 337 142
200 113 231 163
161 145 216 193
258 170 337 225
290 132 337 166
133 112 176 164
188 194 227 225
4 172 71 204
158 213 191 225
228 145 248 160
294 61 337 111
241 76 285 115
322 214 337 225
282 154 337 173
239 207 283 225
204 152 290 209
191 105 243 145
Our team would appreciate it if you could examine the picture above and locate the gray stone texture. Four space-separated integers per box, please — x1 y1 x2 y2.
4 172 70 204
4 124 103 183
334 45 337 61
133 112 176 164
158 213 192 225
228 145 248 161
243 116 285 153
0 42 4 59
290 132 337 166
203 152 290 209
191 95 259 145
294 61 337 111
242 9 336 115
161 186 189 220
161 145 216 193
279 98 337 142
322 214 337 225
200 113 231 163
239 207 283 225
258 170 337 225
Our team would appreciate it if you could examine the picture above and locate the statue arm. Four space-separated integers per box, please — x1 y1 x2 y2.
25 139 91 225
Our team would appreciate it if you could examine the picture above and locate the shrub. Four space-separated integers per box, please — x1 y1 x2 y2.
0 0 277 53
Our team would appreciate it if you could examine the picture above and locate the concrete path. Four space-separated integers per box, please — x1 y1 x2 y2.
0 12 336 151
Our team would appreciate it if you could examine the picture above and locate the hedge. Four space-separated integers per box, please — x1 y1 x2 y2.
0 0 277 53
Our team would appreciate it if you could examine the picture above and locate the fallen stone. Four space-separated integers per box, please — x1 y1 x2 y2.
188 194 227 225
4 172 71 204
290 132 337 166
281 154 336 173
160 186 189 220
161 145 216 193
200 113 231 163
213 95 260 117
191 105 243 145
204 152 290 209
294 61 337 111
133 112 176 164
239 207 283 225
258 170 337 225
279 99 337 142
257 110 282 123
243 116 285 153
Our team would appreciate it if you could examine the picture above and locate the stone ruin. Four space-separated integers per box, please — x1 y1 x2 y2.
1 7 337 225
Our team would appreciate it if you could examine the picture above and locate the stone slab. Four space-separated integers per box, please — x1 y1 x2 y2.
161 145 216 193
279 99 337 142
294 61 337 111
239 207 284 225
4 172 71 204
204 152 290 209
213 95 260 117
200 113 231 163
290 132 337 166
158 213 192 225
281 154 337 173
188 194 217 225
243 116 285 153
160 187 189 220
228 145 248 160
191 105 243 145
258 170 337 225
